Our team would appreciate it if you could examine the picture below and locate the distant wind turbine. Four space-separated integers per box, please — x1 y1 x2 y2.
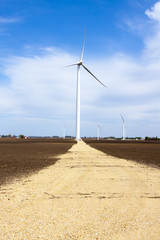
120 114 126 140
97 122 100 140
63 128 66 139
66 31 106 141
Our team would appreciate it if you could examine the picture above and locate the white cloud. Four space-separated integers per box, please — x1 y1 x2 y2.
2 50 77 118
143 2 160 59
1 44 160 137
145 1 160 23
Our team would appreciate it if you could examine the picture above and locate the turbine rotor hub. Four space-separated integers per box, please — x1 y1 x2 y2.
78 61 83 66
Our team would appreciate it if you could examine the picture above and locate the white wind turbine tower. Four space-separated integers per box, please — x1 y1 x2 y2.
120 114 126 140
97 122 100 140
63 128 66 139
67 32 106 141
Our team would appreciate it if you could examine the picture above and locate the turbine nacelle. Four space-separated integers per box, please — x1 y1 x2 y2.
78 61 83 66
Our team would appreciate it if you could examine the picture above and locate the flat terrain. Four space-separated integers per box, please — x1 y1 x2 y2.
0 138 75 185
85 139 160 168
1 141 160 239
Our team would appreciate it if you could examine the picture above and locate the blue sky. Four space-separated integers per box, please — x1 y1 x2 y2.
0 0 160 138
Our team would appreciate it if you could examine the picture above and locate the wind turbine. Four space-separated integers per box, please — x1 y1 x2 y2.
63 128 66 139
120 114 126 140
67 32 106 141
97 122 100 140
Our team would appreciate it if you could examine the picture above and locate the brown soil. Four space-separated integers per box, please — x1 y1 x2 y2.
84 140 160 168
0 138 75 186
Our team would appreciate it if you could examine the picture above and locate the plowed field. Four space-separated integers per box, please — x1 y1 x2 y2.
85 139 160 168
0 138 75 185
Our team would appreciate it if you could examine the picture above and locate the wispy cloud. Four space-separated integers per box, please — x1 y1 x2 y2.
0 17 20 24
122 18 145 33
129 0 143 8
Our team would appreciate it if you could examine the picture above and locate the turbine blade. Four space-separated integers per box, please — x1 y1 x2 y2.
82 64 106 87
80 29 86 62
64 63 78 68
120 114 125 122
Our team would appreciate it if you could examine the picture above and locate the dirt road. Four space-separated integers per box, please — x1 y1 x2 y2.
1 141 160 239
